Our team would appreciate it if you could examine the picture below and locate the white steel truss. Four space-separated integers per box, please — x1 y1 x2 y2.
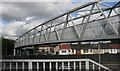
15 1 120 48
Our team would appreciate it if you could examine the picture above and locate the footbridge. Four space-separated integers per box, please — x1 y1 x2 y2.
15 1 120 48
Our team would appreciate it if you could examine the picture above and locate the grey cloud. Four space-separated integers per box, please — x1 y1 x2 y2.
15 27 28 36
2 2 79 21
1 2 82 38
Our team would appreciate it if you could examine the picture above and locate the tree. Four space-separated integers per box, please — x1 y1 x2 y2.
1 37 15 56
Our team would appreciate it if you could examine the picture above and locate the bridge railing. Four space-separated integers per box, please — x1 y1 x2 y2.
1 59 112 71
15 14 120 48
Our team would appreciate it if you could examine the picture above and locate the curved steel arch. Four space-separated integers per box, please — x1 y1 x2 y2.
15 1 120 48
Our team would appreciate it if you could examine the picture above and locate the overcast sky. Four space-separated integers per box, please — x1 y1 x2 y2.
0 0 119 39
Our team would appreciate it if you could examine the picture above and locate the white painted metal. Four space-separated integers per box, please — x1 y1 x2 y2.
99 67 101 71
68 62 70 71
62 61 64 70
16 62 18 70
49 62 52 70
28 62 32 70
14 1 120 49
37 62 39 70
56 62 58 70
69 15 80 38
89 59 111 70
53 23 60 41
60 14 69 40
86 61 89 71
43 62 45 70
22 62 24 70
79 61 81 70
1 59 112 71
80 4 95 40
92 64 95 71
96 3 118 35
10 62 11 70
73 61 76 69
3 62 5 70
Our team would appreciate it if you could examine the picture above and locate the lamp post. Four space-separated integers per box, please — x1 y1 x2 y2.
98 42 101 64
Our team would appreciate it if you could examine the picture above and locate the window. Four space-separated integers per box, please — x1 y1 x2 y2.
62 50 67 53
111 49 117 54
83 49 93 54
118 49 120 53
68 50 71 52
104 49 109 53
84 49 89 53
109 49 117 54
89 49 93 53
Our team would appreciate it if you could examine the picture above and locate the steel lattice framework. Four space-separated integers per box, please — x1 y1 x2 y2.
15 1 120 48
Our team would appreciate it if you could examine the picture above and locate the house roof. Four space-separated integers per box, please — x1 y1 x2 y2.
59 43 71 49
71 43 119 49
109 44 120 49
71 44 98 49
54 43 119 50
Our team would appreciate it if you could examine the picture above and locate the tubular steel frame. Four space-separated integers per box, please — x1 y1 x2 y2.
15 1 120 48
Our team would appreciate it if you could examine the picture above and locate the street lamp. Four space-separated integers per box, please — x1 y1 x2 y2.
98 42 101 64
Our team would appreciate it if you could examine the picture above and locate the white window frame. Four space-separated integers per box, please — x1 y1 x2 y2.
109 49 117 54
83 49 93 54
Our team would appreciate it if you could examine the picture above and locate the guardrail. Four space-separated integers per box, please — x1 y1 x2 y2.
1 59 112 71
